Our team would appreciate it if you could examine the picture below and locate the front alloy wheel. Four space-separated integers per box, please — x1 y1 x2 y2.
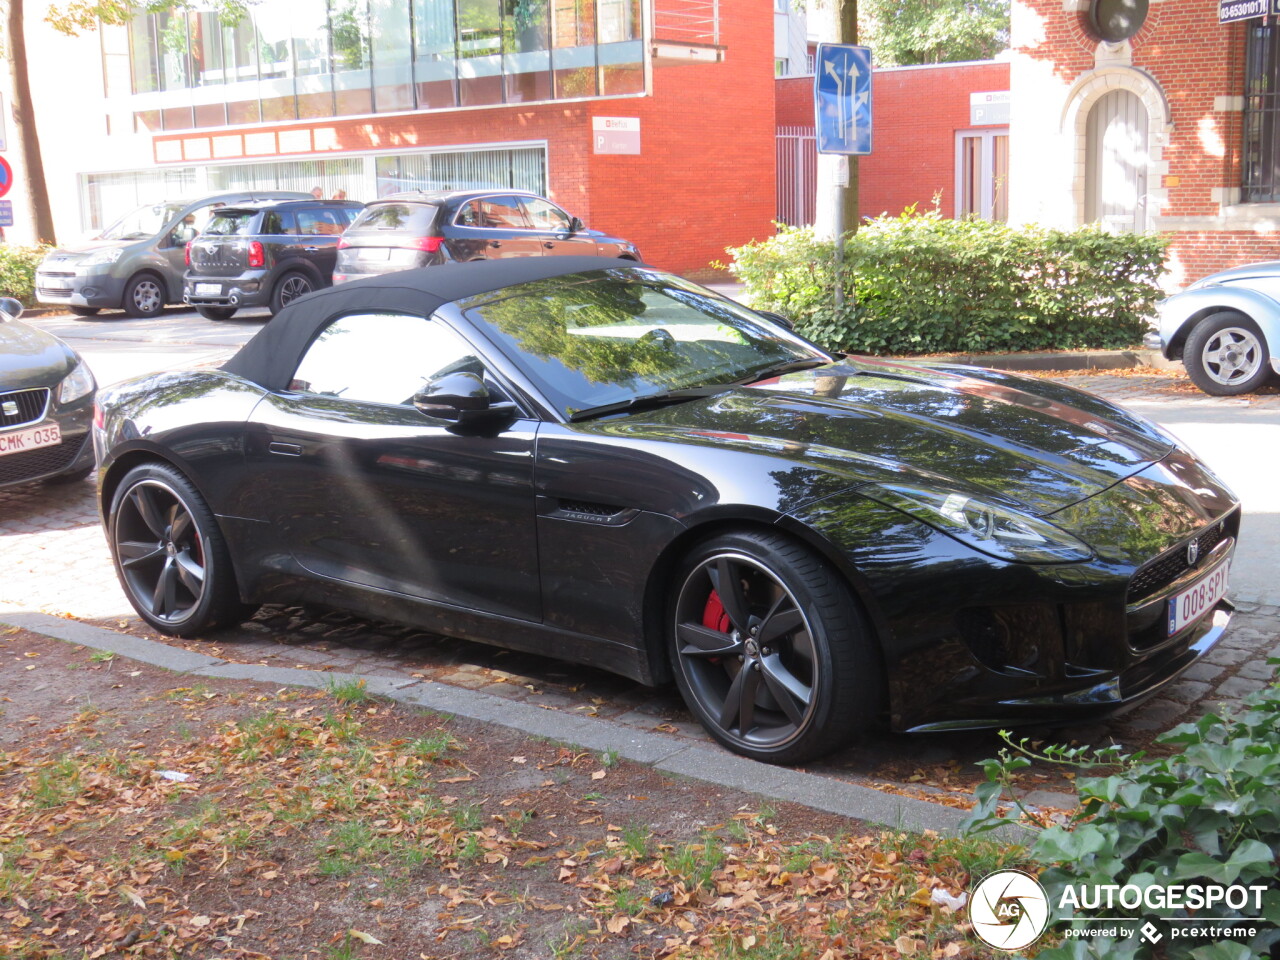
1184 312 1273 395
669 531 879 764
123 276 165 318
109 463 254 635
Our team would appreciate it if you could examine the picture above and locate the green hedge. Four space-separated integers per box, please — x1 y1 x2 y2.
0 244 51 308
726 212 1169 356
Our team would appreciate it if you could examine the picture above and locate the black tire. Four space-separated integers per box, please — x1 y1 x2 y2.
44 466 93 485
1183 311 1273 396
69 306 100 317
270 272 314 315
122 274 166 318
667 530 880 764
196 305 237 321
108 462 256 636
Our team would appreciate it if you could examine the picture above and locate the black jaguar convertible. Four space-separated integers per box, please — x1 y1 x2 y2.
94 257 1238 763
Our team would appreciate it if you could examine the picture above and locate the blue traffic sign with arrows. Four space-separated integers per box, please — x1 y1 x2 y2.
814 43 872 155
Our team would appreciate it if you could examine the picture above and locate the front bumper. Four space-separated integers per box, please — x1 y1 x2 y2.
35 268 126 310
183 271 270 309
0 394 95 488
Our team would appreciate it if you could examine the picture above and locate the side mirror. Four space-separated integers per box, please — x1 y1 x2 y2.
757 309 794 329
413 371 516 431
568 216 584 234
0 297 23 322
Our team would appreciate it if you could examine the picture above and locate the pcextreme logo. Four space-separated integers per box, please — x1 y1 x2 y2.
969 870 1051 951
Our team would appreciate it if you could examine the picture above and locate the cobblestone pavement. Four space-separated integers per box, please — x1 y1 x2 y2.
3 367 1280 806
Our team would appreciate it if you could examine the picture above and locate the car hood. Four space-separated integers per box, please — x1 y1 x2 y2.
0 319 78 389
585 358 1174 517
42 239 133 263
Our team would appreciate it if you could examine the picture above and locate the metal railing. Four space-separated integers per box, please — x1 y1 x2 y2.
653 0 720 46
776 125 816 227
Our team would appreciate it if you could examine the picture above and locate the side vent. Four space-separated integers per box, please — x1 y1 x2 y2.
548 499 638 525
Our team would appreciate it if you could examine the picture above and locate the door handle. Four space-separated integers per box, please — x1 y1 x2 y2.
269 441 303 456
489 240 501 248
304 246 320 253
543 242 555 249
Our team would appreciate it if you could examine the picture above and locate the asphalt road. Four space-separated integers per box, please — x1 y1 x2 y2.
26 303 1280 607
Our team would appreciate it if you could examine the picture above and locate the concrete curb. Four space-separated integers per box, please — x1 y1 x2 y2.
1 603 982 838
890 348 1171 373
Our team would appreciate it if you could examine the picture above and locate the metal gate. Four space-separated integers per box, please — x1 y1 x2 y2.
777 125 816 227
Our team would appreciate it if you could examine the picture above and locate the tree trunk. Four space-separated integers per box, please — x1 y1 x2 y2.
812 0 859 241
6 0 57 244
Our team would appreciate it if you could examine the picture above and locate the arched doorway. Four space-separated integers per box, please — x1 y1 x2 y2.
1085 88 1150 232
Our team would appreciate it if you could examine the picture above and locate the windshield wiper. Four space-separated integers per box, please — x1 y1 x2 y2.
568 386 732 423
737 358 830 384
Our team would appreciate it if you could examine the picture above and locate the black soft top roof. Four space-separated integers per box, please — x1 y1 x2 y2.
221 256 646 391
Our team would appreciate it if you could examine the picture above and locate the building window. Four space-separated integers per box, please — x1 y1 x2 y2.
1244 23 1280 203
113 0 646 133
955 129 1009 222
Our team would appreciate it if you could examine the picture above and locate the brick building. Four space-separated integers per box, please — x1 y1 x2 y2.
1008 0 1280 286
776 60 1011 226
10 0 776 279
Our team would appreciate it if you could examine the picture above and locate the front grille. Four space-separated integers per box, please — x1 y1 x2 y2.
1127 518 1233 604
0 433 87 485
0 388 50 429
37 271 75 278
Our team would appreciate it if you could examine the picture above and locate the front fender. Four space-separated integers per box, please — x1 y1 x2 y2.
1157 285 1280 366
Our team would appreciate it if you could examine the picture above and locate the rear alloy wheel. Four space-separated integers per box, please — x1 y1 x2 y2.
122 275 165 318
1184 311 1273 396
196 305 237 321
109 462 255 636
669 531 879 764
270 272 313 314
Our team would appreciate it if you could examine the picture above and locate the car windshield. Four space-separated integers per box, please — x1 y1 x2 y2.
463 268 829 419
204 211 259 236
97 203 186 241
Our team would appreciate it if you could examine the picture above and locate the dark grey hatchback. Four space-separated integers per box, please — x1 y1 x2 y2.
183 199 363 319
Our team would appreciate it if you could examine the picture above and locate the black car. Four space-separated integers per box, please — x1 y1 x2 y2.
95 258 1238 764
1 298 95 487
183 199 364 319
333 189 640 284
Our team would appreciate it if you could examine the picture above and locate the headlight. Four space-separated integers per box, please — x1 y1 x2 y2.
864 484 1093 564
58 360 95 404
80 247 124 267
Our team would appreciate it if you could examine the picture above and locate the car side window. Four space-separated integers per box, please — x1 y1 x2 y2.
296 207 345 236
479 196 531 230
262 210 298 235
457 200 484 227
289 313 493 407
521 197 572 232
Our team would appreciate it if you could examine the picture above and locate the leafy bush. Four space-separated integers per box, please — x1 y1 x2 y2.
963 681 1280 960
726 211 1169 356
0 244 51 307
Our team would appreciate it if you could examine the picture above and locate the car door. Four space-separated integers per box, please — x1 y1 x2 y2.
244 311 542 621
519 196 599 255
451 195 543 259
292 205 348 282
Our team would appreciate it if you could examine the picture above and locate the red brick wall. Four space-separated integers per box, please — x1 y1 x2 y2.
1018 0 1258 284
775 61 1011 221
153 3 776 280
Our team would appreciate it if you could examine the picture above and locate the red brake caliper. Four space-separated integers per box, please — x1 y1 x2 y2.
702 591 732 661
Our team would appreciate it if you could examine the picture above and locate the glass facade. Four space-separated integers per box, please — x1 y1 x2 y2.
114 0 646 133
80 145 547 231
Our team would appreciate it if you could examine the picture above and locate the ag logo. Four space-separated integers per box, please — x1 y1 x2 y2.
969 869 1051 951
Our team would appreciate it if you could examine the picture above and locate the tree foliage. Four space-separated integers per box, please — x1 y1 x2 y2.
858 0 1009 66
44 0 255 35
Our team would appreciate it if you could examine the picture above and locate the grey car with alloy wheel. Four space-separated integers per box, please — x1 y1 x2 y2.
183 199 363 319
1150 261 1280 395
35 191 312 319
